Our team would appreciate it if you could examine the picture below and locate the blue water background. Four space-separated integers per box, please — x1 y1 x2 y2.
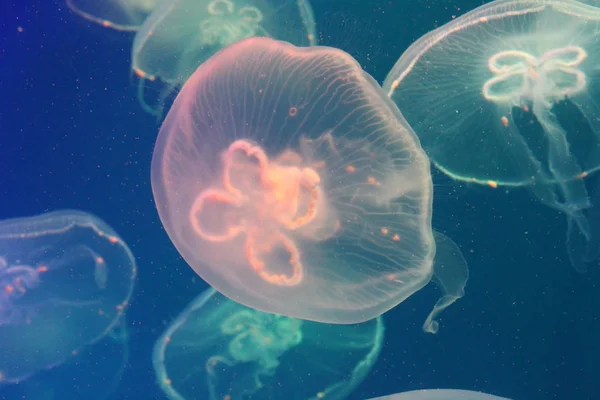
1 0 599 399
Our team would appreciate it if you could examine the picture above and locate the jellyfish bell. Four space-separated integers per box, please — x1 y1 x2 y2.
383 0 600 272
368 389 512 400
153 288 384 400
151 36 469 326
0 210 136 384
66 0 160 31
131 0 317 116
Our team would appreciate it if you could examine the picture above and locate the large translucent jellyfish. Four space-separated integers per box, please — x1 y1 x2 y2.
0 210 136 384
66 0 160 31
383 0 600 272
152 288 384 400
131 0 317 115
368 389 511 400
151 36 469 325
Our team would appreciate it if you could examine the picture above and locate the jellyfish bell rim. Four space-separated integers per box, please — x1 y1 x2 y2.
368 389 512 400
66 0 150 32
151 36 436 324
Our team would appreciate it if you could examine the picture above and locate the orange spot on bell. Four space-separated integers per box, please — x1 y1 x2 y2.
36 265 49 273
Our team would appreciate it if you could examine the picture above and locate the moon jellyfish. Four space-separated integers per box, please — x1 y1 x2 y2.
66 0 160 31
152 288 384 400
151 36 465 324
383 0 600 272
368 389 511 400
131 0 317 115
0 210 136 383
0 320 130 400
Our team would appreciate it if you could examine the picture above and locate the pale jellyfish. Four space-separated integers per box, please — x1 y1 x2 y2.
131 0 317 115
368 389 512 400
151 36 468 327
0 210 136 383
383 0 600 272
152 288 383 400
66 0 160 31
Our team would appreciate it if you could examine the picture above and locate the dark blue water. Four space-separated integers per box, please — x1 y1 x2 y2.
1 1 599 399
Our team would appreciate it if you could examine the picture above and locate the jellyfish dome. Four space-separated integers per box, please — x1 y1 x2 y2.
153 288 384 400
383 0 600 269
131 0 317 113
368 389 511 400
0 210 136 383
151 37 436 324
66 0 159 31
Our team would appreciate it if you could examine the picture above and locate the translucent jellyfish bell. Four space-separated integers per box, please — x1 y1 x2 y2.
131 0 317 114
0 210 136 383
152 37 468 326
66 0 160 31
153 288 384 400
383 0 600 272
368 389 512 400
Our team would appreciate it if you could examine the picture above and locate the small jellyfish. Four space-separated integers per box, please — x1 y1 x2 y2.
131 0 317 115
152 288 384 400
152 36 468 326
66 0 160 31
383 0 600 272
368 389 511 400
0 210 136 384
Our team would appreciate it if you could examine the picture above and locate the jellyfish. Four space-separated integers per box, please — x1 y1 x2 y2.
368 389 512 400
66 0 160 31
0 210 136 384
151 36 469 326
152 288 384 400
131 0 317 115
383 0 600 272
